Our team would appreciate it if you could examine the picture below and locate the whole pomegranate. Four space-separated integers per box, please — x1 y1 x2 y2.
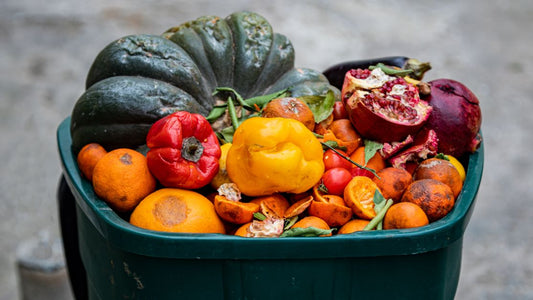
422 79 482 158
342 68 432 143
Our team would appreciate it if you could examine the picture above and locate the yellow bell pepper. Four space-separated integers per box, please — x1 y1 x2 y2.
210 143 233 189
226 117 325 196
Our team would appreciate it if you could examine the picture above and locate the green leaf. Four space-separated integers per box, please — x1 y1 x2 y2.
373 189 386 208
364 140 383 165
299 89 336 123
280 226 334 237
245 89 289 108
216 126 235 143
206 106 227 122
436 153 449 161
253 212 266 221
372 190 387 230
284 216 298 230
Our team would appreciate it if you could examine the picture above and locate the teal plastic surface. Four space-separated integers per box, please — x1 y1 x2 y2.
57 117 484 299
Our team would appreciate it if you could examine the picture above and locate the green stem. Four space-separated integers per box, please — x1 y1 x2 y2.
363 199 393 231
227 96 239 131
369 63 413 77
320 142 380 179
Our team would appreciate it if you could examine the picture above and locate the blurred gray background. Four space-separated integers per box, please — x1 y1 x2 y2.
1 0 531 299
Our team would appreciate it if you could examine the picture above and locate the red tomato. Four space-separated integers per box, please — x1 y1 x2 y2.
332 101 348 120
323 149 352 171
321 167 353 195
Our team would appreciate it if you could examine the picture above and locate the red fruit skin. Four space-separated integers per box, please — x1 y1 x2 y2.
332 101 349 120
322 168 353 195
344 100 427 143
423 79 482 158
341 70 432 144
349 166 374 179
323 149 352 171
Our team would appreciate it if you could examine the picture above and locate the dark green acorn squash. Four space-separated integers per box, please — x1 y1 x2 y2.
70 11 338 153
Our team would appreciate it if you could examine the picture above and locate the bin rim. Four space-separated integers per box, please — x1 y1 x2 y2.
57 117 483 260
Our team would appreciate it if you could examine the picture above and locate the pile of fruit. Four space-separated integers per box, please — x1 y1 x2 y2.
71 11 482 237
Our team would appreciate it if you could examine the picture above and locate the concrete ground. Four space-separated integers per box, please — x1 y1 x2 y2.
1 0 532 299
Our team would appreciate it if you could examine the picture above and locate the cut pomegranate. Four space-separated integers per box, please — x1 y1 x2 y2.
342 68 432 143
388 129 439 170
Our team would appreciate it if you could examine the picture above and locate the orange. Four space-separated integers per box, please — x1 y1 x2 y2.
76 143 107 181
130 188 226 234
414 158 463 199
337 219 370 234
291 216 332 237
372 167 413 202
401 179 455 222
343 176 381 220
383 202 429 230
92 148 156 212
213 195 260 224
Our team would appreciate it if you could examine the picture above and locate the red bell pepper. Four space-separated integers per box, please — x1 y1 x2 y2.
146 111 221 189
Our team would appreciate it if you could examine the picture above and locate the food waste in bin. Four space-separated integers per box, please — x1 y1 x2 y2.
67 11 482 238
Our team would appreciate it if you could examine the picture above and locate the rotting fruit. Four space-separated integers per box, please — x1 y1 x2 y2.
341 67 432 143
421 78 482 158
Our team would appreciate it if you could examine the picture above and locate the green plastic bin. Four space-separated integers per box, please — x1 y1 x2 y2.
57 116 483 300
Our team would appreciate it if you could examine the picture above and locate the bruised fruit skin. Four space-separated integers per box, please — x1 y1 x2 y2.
422 78 482 158
262 97 315 131
342 68 432 143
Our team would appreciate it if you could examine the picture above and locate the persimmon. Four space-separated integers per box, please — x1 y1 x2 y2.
414 158 463 199
76 143 107 181
92 148 156 212
383 202 429 229
401 179 455 222
130 188 226 234
372 167 413 202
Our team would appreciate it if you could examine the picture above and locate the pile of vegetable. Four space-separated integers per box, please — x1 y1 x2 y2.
71 11 482 237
